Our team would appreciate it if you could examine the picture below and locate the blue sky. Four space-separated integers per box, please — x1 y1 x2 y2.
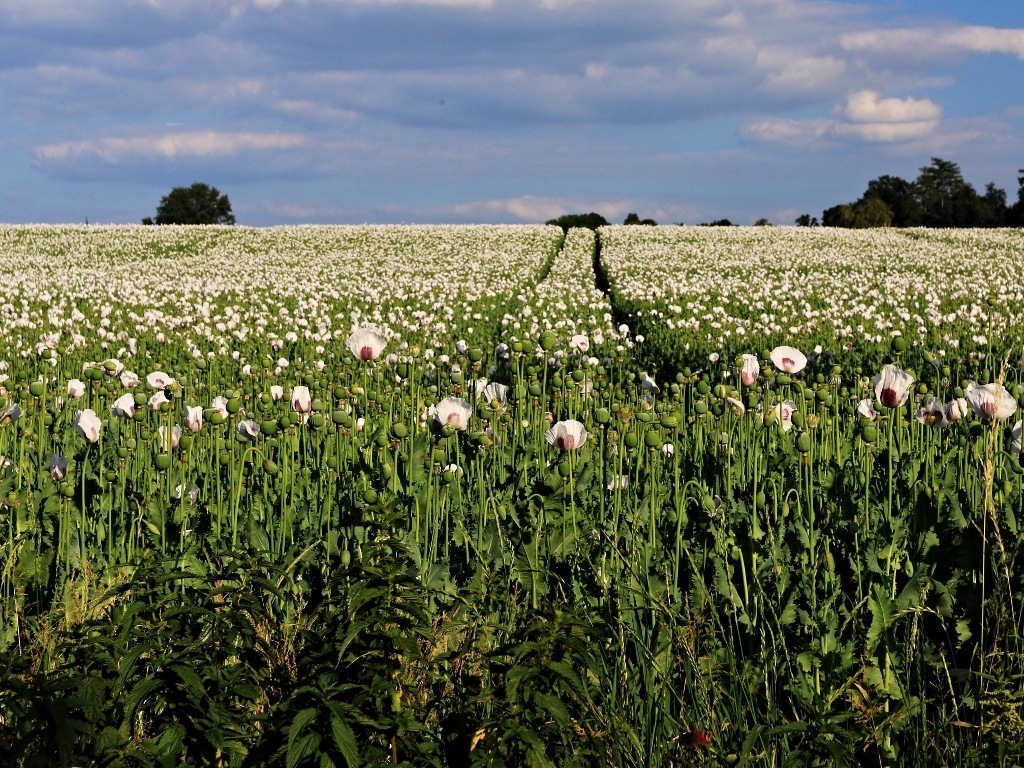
1 0 1021 226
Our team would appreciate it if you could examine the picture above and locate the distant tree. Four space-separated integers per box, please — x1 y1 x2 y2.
913 158 983 228
546 212 609 232
851 196 893 228
864 175 921 227
821 204 854 228
698 219 734 226
1010 170 1024 227
794 214 819 227
145 182 235 225
978 182 1008 227
623 213 658 225
754 218 772 226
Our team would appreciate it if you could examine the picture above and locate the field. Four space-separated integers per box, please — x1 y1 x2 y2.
2 223 1024 767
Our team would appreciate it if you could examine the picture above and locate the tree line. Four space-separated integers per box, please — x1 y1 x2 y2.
811 157 1024 229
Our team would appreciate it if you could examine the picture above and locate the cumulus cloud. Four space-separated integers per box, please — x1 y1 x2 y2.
842 25 1024 60
744 90 941 145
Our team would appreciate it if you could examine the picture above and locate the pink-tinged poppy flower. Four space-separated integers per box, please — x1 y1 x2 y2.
545 419 588 450
856 399 877 421
270 385 284 401
916 397 948 428
945 397 969 423
429 397 473 433
346 327 387 361
237 420 260 440
966 383 1018 421
770 346 807 374
184 405 203 433
159 424 182 451
739 354 760 386
50 454 67 481
291 385 312 414
102 359 124 377
571 334 589 353
75 409 102 443
120 370 140 388
772 399 797 431
872 364 914 409
480 382 508 409
112 393 136 419
146 371 176 389
211 396 230 418
725 396 746 415
67 379 86 398
149 390 169 410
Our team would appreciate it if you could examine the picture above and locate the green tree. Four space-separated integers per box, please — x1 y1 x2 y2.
821 204 854 228
144 182 235 225
850 196 893 228
794 214 819 227
545 212 608 232
623 212 658 225
913 158 983 227
864 175 921 227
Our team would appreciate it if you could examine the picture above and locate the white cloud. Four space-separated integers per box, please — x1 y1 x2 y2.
744 90 941 145
33 131 305 164
842 25 1024 60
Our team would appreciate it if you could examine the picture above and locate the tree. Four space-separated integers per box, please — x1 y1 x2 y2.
913 158 983 227
850 196 893 228
754 218 772 226
794 214 818 227
144 182 235 225
545 212 609 232
864 175 921 227
623 213 657 226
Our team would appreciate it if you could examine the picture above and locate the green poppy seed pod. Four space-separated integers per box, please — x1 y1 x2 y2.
802 387 814 400
391 422 409 439
754 491 766 509
557 461 572 478
712 384 727 399
442 469 456 483
796 432 812 453
61 483 76 498
791 411 806 429
154 454 172 471
776 374 790 385
260 419 278 435
178 434 193 451
311 398 326 412
431 448 447 464
696 380 711 395
861 425 878 443
595 407 611 424
539 331 557 351
643 430 662 449
512 341 524 353
669 383 680 395
552 374 563 388
219 452 231 466
917 383 928 395
891 337 908 353
624 432 639 449
310 413 326 428
331 410 346 425
468 348 484 362
528 383 542 397
326 456 339 470
226 398 241 414
194 357 207 370
134 392 149 407
451 372 464 385
571 369 585 383
815 388 829 403
694 401 708 415
104 469 117 482
681 368 691 379
661 414 678 428
374 430 389 448
362 488 378 504
263 459 278 475
28 381 44 397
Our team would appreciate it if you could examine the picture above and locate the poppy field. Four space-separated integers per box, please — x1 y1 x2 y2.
2 223 1024 767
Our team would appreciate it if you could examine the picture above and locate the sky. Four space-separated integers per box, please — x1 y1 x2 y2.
0 0 1022 226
